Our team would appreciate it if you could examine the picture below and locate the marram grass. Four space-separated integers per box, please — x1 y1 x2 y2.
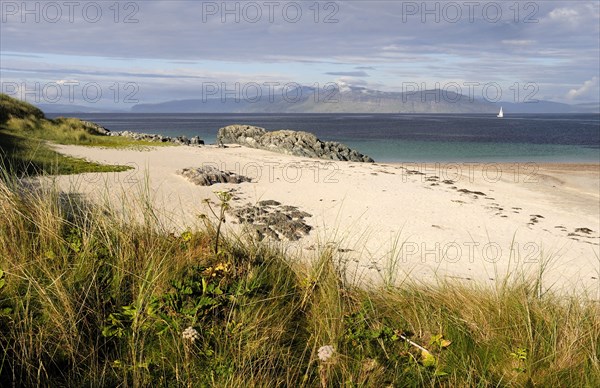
0 173 598 387
0 93 171 177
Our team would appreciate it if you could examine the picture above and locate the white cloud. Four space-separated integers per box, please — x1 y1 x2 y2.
56 79 79 85
501 40 535 46
335 78 369 90
566 76 599 100
548 7 579 22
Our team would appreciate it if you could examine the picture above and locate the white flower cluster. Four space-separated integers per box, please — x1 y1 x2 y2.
182 326 200 342
317 345 335 362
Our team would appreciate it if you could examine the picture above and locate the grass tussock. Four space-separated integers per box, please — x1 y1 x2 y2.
0 174 598 387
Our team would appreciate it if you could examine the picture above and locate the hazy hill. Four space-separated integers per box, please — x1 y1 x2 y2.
131 86 596 114
37 103 128 114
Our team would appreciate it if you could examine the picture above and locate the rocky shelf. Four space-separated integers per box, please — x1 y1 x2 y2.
217 124 374 162
110 130 204 146
230 200 312 241
177 166 251 186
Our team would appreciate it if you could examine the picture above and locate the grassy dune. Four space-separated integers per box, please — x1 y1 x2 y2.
0 174 598 387
0 94 165 176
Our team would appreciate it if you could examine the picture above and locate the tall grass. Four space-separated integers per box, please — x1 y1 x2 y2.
0 171 598 387
0 94 45 124
3 116 170 149
0 98 164 176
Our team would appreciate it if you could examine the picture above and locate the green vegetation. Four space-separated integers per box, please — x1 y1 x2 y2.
0 93 45 123
0 93 165 176
0 130 132 176
0 175 598 387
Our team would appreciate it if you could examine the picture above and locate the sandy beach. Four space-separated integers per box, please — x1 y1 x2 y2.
50 143 600 295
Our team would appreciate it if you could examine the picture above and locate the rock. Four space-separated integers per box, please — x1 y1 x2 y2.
177 166 252 186
217 124 374 162
218 124 266 145
80 120 111 135
190 136 204 145
109 131 205 146
229 200 312 241
258 200 281 207
174 136 189 145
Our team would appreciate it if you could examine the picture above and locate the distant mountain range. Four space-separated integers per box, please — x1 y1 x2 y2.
38 86 600 114
38 103 127 114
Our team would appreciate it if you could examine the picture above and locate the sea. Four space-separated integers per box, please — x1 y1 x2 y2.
48 113 600 163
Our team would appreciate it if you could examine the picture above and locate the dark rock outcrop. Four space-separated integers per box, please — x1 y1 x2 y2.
177 166 251 186
79 120 111 136
217 124 374 162
230 201 312 241
110 131 204 146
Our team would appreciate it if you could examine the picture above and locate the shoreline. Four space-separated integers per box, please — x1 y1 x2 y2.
382 161 600 169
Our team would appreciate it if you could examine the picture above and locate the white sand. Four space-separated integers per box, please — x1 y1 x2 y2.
51 143 600 296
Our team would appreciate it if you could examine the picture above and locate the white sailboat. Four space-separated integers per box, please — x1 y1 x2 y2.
497 106 504 118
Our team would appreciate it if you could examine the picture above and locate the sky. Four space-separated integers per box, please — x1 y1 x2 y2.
1 0 599 109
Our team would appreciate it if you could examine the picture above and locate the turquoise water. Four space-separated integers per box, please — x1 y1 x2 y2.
56 113 600 163
344 139 599 163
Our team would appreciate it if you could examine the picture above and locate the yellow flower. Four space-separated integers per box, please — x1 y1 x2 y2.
214 262 229 272
181 231 192 242
203 262 231 278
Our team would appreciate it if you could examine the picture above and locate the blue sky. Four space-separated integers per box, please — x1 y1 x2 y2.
1 0 599 109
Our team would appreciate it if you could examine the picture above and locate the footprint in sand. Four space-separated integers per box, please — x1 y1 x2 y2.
527 214 545 227
566 228 600 245
575 227 594 235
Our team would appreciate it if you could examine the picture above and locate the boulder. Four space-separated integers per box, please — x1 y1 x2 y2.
80 120 111 135
190 136 204 145
217 125 374 162
177 166 251 186
217 124 266 146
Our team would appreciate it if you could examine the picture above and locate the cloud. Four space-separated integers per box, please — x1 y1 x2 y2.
0 53 43 58
1 0 597 105
566 77 599 100
324 71 369 77
548 7 579 22
335 77 369 88
501 40 535 46
1 67 209 80
1 1 596 64
56 79 79 85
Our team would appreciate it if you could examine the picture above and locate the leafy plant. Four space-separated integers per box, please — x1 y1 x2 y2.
201 191 233 255
510 347 528 373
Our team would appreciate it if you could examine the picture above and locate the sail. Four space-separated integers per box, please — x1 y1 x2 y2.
497 107 504 118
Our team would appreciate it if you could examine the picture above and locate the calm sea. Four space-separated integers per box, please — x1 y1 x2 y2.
49 113 600 163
